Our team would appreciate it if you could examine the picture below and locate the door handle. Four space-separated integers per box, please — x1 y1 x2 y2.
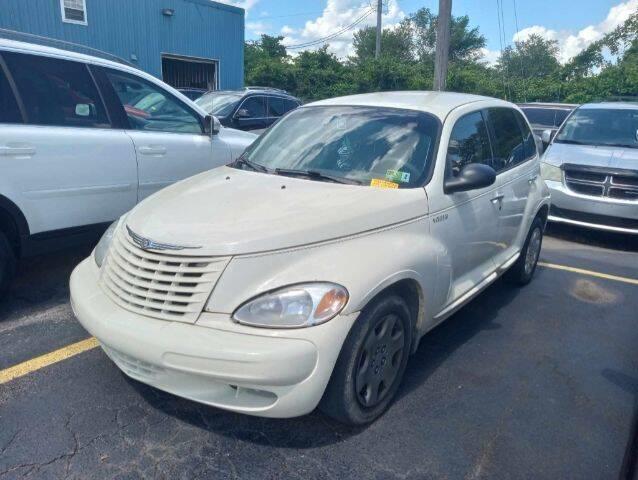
138 146 167 156
528 175 538 185
0 145 36 156
490 194 505 203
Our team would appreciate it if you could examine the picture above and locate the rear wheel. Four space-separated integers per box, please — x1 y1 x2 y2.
320 293 413 425
0 231 16 300
505 216 543 286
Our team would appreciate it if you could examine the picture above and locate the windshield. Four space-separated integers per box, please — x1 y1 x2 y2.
235 106 440 188
555 108 638 148
195 92 242 116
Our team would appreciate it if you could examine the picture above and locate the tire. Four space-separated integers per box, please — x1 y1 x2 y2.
320 293 413 425
0 231 16 300
504 216 544 286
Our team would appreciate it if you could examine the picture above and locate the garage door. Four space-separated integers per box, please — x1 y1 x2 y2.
161 54 218 90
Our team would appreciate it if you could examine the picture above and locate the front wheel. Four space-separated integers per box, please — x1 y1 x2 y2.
320 294 413 425
505 216 544 286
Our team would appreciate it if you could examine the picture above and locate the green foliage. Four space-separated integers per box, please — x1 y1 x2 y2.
243 11 638 105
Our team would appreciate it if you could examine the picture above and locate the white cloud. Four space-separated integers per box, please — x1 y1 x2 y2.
480 48 501 66
215 0 259 14
246 21 270 35
283 0 405 58
280 25 297 36
512 0 637 63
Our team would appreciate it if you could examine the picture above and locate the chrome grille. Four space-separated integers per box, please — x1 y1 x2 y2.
564 166 638 201
99 228 230 322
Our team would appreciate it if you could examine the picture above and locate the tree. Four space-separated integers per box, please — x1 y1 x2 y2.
497 34 560 80
409 7 486 63
351 20 414 63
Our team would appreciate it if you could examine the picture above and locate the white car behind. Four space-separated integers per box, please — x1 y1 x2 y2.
0 39 256 296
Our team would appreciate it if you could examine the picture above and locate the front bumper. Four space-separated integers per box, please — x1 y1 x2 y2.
70 258 358 418
546 180 638 234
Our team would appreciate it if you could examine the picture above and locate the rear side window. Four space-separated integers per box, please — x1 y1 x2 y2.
240 96 266 118
3 52 109 128
447 111 492 176
0 61 22 123
521 108 555 127
268 97 285 117
284 99 300 112
486 108 526 172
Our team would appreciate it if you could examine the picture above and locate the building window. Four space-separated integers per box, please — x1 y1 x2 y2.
60 0 87 25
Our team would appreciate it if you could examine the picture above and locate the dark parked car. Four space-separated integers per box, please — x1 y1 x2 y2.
177 88 208 101
518 103 577 138
195 87 301 133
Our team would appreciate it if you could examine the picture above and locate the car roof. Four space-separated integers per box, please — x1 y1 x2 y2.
306 91 512 120
517 102 577 109
579 102 638 110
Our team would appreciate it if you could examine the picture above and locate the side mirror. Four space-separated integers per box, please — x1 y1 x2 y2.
444 163 496 194
236 108 250 119
541 129 553 146
534 134 545 155
204 114 221 136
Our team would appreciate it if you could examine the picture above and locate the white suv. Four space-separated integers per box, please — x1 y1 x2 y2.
0 39 256 295
70 92 550 425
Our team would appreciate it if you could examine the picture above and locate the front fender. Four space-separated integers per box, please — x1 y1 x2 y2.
205 217 440 330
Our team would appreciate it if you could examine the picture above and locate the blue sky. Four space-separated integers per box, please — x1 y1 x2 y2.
219 0 637 62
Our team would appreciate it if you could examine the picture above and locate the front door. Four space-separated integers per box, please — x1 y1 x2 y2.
427 110 501 309
102 68 230 201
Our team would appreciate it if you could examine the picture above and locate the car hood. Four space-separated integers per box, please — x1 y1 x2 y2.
543 142 638 169
126 167 428 256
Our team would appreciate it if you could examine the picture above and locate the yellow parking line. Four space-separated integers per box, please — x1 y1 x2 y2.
538 262 638 286
0 337 99 385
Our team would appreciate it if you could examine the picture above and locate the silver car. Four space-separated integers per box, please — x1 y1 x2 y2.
541 103 638 234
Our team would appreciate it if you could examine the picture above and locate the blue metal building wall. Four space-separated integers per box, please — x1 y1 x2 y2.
0 0 244 89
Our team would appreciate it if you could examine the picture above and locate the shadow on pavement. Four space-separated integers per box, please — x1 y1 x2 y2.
0 245 92 322
547 223 638 252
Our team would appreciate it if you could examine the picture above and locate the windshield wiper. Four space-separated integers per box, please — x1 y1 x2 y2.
554 139 589 145
233 155 269 173
274 168 362 185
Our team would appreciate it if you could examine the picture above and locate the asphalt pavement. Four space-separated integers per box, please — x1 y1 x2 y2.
0 225 637 480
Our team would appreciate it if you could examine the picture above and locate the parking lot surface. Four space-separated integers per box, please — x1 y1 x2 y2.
1 226 637 480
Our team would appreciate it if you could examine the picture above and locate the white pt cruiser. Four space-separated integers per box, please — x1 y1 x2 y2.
71 92 550 425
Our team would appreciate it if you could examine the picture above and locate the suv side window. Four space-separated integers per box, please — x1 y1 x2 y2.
284 98 299 113
240 96 266 118
268 96 285 118
0 59 22 123
513 110 537 161
104 69 202 134
447 111 492 176
3 52 109 128
486 108 525 172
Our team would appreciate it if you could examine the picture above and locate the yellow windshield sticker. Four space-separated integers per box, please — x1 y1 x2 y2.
370 178 399 189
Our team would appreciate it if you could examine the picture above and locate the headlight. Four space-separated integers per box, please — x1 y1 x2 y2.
94 219 120 268
232 283 349 328
540 162 562 182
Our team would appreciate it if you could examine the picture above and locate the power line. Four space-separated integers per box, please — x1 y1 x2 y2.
261 5 370 20
512 0 527 101
285 9 375 50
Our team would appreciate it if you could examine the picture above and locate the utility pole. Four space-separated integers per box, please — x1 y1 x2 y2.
433 0 452 90
375 0 382 59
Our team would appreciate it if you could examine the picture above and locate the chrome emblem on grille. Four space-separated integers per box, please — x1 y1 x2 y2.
126 226 201 251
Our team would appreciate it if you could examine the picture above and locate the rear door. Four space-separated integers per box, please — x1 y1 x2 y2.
0 51 137 235
100 67 230 201
485 107 538 265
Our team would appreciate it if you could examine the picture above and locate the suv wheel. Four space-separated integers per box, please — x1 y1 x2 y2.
505 216 543 286
320 293 413 425
0 231 16 299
